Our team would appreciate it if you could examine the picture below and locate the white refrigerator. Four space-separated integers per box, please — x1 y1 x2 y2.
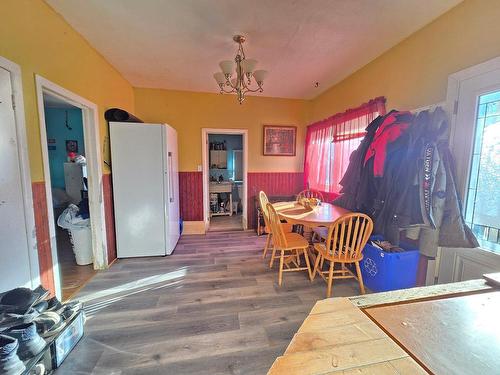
110 122 180 257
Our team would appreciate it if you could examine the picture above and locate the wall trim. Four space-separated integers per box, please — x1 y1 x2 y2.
182 221 206 235
0 55 40 289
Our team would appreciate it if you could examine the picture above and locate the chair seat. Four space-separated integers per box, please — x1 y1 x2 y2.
314 243 363 262
283 233 309 250
312 226 328 240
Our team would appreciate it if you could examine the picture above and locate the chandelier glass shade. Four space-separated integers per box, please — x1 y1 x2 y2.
213 35 268 104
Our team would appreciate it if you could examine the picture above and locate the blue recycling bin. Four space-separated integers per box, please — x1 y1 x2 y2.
360 235 420 292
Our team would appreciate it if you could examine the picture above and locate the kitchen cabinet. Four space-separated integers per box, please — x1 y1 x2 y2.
210 150 227 169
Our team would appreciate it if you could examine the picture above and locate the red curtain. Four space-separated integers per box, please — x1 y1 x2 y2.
304 97 386 202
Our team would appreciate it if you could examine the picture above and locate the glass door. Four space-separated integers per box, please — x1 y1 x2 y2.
453 71 500 252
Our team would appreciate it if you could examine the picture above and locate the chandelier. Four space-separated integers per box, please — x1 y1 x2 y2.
213 35 268 104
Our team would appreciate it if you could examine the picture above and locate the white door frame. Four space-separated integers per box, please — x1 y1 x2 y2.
202 128 248 230
0 56 40 289
35 76 108 299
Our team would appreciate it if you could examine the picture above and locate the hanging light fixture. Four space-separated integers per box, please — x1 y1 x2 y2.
213 35 268 104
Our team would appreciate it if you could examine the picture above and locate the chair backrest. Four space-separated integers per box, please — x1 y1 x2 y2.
297 189 324 202
324 213 373 261
266 203 287 248
258 191 270 226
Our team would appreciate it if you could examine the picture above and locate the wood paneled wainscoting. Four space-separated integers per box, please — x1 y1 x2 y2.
32 181 56 296
103 173 117 264
247 172 303 229
179 171 204 234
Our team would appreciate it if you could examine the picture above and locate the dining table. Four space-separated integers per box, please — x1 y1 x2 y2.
272 200 351 269
273 201 351 227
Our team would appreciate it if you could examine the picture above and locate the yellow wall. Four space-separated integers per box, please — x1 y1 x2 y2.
0 0 134 181
311 0 500 122
134 88 310 172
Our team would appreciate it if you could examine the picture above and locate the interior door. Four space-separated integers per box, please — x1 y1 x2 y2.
0 67 35 292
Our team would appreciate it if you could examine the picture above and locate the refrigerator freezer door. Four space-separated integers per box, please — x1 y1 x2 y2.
165 124 180 254
110 122 167 257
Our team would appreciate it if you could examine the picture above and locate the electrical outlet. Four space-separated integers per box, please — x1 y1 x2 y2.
197 165 202 172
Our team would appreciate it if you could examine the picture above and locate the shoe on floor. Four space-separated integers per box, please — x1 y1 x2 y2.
5 323 46 360
0 335 26 375
34 312 63 338
0 286 49 317
60 301 83 321
32 301 48 314
0 308 39 333
46 297 63 313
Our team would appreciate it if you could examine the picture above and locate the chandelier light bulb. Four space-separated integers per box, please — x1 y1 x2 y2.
253 70 268 84
241 59 258 74
213 72 226 85
219 60 235 76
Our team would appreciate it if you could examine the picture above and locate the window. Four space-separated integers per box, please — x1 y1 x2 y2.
304 97 386 201
465 90 500 251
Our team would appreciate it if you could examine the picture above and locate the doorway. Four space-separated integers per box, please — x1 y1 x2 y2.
202 129 248 232
36 76 108 300
42 93 96 300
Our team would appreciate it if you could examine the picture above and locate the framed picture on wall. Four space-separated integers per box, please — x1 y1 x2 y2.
263 125 297 156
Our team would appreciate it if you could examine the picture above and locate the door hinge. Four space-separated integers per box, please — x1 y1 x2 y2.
11 94 15 110
453 100 458 115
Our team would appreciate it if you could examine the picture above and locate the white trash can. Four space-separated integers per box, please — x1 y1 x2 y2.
57 204 93 266
69 227 93 265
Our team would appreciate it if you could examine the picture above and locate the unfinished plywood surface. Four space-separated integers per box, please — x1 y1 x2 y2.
268 297 426 374
365 291 500 375
349 278 493 308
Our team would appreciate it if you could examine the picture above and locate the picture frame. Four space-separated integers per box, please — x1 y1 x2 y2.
263 125 296 156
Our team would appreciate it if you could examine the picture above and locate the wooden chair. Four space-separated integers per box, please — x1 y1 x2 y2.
296 189 324 201
297 190 328 244
312 213 373 297
258 191 292 261
266 203 313 285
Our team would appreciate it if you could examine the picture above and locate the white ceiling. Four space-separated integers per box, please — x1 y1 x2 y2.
46 0 461 99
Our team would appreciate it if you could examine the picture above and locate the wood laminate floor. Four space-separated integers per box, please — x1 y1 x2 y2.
208 214 244 232
56 225 96 301
57 231 363 375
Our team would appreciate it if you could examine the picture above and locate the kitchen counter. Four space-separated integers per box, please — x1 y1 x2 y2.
209 182 233 216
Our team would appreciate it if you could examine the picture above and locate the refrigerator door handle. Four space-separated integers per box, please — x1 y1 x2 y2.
168 151 174 203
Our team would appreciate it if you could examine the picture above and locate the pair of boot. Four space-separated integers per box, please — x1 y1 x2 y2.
0 322 46 375
0 287 49 374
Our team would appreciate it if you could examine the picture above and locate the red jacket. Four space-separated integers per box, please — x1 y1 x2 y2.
364 112 411 176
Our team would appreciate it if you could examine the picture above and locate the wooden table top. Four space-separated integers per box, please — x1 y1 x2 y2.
365 291 500 375
274 201 350 227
